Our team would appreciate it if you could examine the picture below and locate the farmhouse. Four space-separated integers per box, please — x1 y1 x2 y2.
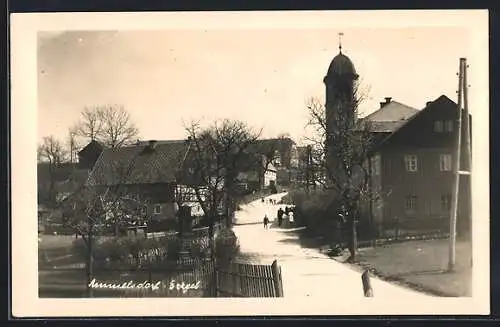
87 139 207 231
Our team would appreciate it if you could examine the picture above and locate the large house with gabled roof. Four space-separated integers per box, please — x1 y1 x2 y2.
87 139 206 230
362 95 472 238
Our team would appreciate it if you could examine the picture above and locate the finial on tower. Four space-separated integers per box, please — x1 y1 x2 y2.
338 32 344 54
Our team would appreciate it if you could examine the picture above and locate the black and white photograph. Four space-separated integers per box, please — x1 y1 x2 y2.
11 10 489 316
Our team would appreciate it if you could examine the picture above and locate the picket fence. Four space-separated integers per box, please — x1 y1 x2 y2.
124 259 283 298
216 260 283 297
145 223 225 240
40 258 284 298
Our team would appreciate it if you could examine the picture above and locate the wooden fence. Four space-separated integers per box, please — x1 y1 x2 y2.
145 223 225 240
216 260 283 297
39 259 284 298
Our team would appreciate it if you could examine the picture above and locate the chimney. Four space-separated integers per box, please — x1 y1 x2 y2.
380 97 392 108
148 140 157 149
426 101 433 107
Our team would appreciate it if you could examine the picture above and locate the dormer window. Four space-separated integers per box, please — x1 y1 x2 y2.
434 120 454 133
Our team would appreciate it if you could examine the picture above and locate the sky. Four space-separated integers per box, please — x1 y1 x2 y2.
37 27 480 146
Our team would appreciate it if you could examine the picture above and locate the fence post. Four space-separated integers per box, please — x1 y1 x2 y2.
213 259 219 297
231 263 237 297
361 269 373 297
271 260 284 297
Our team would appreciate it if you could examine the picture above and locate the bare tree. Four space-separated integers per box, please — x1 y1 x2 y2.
38 135 68 206
305 83 375 262
61 158 151 297
67 126 80 164
75 105 139 148
100 105 140 148
184 120 260 248
75 107 105 142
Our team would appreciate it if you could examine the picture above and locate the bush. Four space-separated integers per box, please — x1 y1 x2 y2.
71 235 184 267
43 223 75 235
287 189 343 233
214 229 240 265
270 183 278 194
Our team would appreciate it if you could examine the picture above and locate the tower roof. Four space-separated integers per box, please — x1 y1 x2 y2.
327 52 358 78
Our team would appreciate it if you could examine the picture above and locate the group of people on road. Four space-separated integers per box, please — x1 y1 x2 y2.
262 201 295 229
261 197 278 205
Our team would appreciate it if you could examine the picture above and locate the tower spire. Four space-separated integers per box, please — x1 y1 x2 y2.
338 32 344 54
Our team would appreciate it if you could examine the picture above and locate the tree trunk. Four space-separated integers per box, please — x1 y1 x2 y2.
208 213 216 259
347 208 358 262
86 236 94 298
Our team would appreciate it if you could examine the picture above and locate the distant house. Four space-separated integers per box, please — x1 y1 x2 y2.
243 137 299 188
87 139 206 231
37 160 92 225
77 140 104 170
237 156 278 192
295 145 323 188
362 95 472 237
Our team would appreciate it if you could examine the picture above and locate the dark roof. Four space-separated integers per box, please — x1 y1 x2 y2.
78 140 104 156
379 95 461 145
326 52 358 78
246 137 295 156
135 140 187 146
362 100 419 133
87 141 191 186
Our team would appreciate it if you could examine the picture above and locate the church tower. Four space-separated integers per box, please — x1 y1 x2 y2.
323 33 359 173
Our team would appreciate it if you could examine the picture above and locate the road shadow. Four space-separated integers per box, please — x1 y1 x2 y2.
233 222 262 226
276 229 327 251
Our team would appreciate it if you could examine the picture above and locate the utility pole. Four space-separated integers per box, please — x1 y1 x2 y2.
462 58 472 225
462 58 473 267
448 58 472 272
448 58 464 272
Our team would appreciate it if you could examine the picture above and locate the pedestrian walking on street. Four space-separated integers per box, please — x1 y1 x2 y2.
335 205 347 248
263 214 270 229
288 211 294 225
261 197 265 203
282 211 289 227
277 207 284 227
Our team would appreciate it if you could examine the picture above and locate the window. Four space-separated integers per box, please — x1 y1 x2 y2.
439 154 452 171
371 154 381 176
404 155 418 172
273 151 281 166
140 206 147 216
441 194 452 211
405 195 418 210
153 204 162 215
445 120 454 132
434 120 444 132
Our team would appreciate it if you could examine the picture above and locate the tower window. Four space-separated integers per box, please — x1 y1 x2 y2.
153 204 162 215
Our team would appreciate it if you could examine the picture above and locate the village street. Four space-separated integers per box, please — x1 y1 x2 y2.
233 193 433 299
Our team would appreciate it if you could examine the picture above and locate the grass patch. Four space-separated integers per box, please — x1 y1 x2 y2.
352 239 472 297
